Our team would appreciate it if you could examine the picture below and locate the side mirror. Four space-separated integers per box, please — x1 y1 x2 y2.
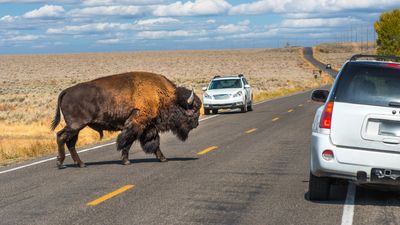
311 90 329 102
202 87 207 91
244 84 250 88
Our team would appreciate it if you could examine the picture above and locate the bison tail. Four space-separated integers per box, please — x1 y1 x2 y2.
51 91 66 131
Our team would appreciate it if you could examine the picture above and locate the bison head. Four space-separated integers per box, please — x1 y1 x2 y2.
170 87 201 141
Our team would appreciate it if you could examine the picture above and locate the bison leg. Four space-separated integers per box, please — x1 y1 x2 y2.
56 128 67 169
66 133 85 168
140 126 167 162
117 128 137 165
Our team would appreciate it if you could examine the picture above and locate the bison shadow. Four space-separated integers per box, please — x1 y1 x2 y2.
64 157 198 167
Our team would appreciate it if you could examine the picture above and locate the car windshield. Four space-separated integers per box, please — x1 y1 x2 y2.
335 63 400 107
209 79 242 89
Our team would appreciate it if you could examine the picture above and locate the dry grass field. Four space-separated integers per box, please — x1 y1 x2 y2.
314 42 377 70
0 47 331 165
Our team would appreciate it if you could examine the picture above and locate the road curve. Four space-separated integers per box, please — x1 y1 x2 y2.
1 48 399 225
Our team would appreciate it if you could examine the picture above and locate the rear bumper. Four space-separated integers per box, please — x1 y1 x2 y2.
311 132 400 186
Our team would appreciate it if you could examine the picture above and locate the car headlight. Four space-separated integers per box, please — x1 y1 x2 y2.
204 92 212 99
233 91 243 98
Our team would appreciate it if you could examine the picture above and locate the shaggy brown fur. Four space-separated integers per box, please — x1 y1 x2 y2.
51 72 201 168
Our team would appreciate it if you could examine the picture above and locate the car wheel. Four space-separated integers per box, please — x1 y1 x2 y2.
204 109 210 115
241 99 248 113
247 100 253 111
212 109 218 114
308 172 331 201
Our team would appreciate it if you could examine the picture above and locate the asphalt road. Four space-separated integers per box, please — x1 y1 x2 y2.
1 48 400 225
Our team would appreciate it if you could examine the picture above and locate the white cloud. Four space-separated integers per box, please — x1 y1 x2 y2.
206 19 216 24
8 35 41 41
229 0 400 15
137 30 207 39
135 18 179 26
96 38 121 44
153 0 231 16
217 20 250 33
47 22 137 34
281 17 361 28
82 0 163 6
23 5 65 19
0 15 17 22
69 5 146 17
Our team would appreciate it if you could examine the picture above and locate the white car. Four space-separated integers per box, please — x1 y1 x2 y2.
309 54 400 200
202 75 253 115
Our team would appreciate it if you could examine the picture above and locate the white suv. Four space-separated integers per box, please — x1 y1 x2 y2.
309 55 400 200
202 75 253 115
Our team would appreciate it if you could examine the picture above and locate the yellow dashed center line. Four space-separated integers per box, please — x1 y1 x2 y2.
288 109 294 113
197 146 219 155
298 104 303 107
245 128 257 134
272 117 279 122
87 185 135 206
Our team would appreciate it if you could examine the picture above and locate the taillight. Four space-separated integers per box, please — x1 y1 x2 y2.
386 63 400 68
322 149 334 161
319 102 334 129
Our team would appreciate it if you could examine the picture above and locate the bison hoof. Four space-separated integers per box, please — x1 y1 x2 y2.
158 156 168 162
122 159 131 165
57 164 67 169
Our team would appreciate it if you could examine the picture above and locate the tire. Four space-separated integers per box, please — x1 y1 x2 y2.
241 99 248 113
308 172 331 201
212 109 218 114
247 100 253 111
204 109 210 115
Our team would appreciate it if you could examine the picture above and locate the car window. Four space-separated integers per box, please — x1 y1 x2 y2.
335 63 400 107
209 79 242 89
243 78 248 85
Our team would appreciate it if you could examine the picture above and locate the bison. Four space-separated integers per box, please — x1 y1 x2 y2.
51 72 201 169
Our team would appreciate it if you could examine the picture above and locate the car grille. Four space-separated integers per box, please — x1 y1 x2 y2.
213 94 230 100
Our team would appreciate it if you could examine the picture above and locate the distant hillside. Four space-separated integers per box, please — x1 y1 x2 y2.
313 42 376 70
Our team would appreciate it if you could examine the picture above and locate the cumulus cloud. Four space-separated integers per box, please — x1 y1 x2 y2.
82 0 163 6
23 5 65 19
135 18 179 26
0 15 17 22
69 5 146 17
229 0 400 15
153 0 231 16
8 35 41 41
96 38 121 44
47 22 137 34
217 20 250 33
137 30 207 39
281 17 361 28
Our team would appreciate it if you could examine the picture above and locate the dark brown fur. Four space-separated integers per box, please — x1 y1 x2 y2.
51 72 201 168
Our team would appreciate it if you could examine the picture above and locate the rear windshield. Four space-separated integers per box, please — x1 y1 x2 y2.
209 79 242 89
335 63 400 107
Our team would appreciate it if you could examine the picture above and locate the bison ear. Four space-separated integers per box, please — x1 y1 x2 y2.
187 88 194 107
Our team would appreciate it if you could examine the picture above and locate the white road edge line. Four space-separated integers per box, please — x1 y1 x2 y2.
0 89 313 175
0 115 219 175
341 182 356 225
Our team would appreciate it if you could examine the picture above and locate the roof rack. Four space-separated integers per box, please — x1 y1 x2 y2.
238 74 244 77
350 54 400 62
213 75 221 79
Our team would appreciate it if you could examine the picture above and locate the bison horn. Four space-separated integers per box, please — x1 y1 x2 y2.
187 88 194 106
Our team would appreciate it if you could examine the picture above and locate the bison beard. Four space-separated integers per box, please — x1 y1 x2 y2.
51 72 201 169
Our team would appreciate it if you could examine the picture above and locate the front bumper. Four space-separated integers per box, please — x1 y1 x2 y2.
203 101 244 109
311 132 400 186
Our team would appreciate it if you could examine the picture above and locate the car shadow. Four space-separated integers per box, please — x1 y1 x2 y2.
64 157 198 167
304 181 400 207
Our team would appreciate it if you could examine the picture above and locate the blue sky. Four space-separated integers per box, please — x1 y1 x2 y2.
0 0 399 54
